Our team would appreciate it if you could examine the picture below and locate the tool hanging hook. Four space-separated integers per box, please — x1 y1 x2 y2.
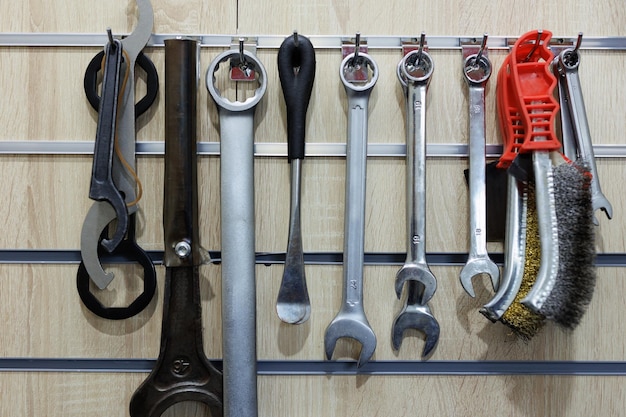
106 27 115 45
293 30 299 47
523 30 543 62
351 32 361 66
474 33 488 67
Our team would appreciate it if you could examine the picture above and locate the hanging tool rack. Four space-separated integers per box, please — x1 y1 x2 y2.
1 32 625 378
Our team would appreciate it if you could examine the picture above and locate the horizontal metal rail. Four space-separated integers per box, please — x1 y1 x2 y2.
0 250 625 267
1 141 625 158
2 33 626 51
1 358 626 375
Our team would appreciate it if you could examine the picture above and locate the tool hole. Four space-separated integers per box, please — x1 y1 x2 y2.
161 401 215 417
90 263 146 307
211 58 239 102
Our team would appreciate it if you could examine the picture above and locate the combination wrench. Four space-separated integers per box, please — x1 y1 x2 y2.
130 38 223 417
459 39 500 298
554 37 613 225
207 47 267 417
324 51 378 368
394 42 437 306
391 41 440 357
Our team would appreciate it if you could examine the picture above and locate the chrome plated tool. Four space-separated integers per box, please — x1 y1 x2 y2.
554 33 612 224
207 45 267 417
394 34 437 305
392 35 439 357
276 32 316 324
459 35 500 297
324 45 378 368
130 38 223 417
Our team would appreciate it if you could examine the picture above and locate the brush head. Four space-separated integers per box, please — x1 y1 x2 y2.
538 159 595 328
501 183 546 340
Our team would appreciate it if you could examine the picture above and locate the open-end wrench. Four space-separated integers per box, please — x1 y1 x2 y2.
276 32 316 324
459 38 500 297
555 37 613 225
130 38 223 417
394 42 437 305
324 51 378 368
392 281 440 358
207 47 267 417
80 0 157 289
481 174 527 321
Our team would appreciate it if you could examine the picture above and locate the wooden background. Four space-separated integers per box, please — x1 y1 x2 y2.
1 0 625 416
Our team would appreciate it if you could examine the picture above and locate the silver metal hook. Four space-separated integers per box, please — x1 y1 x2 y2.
238 38 246 67
293 30 299 47
524 30 543 62
574 32 583 52
352 32 361 65
474 33 488 66
416 32 426 64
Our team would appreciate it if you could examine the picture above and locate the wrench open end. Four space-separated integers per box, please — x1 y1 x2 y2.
324 315 377 367
391 304 440 359
394 264 436 304
459 258 500 298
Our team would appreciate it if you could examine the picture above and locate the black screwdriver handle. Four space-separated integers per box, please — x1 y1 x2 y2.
277 33 316 161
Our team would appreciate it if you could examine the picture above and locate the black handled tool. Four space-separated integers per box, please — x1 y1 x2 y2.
276 32 316 324
130 38 223 417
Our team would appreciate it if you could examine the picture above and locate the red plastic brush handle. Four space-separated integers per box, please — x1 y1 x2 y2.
497 30 561 169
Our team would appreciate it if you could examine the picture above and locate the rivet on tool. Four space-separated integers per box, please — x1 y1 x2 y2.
175 241 192 259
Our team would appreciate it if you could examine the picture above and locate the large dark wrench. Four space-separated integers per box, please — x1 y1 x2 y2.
392 281 440 358
276 32 316 324
130 38 223 417
207 47 267 417
459 41 500 297
88 36 128 253
324 52 378 368
394 46 437 305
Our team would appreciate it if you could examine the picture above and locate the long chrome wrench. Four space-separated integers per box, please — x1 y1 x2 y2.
394 45 437 305
207 48 267 417
276 33 316 324
459 40 500 297
555 43 613 224
130 38 223 417
323 51 378 368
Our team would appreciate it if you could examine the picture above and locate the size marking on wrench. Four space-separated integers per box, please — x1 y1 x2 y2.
395 38 437 305
207 47 267 417
324 51 378 368
459 37 500 298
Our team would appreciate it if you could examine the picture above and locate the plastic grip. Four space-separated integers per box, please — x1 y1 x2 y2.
496 30 561 169
277 33 316 161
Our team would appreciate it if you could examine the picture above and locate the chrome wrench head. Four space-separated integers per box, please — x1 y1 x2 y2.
395 264 436 304
459 49 500 298
392 281 440 358
324 51 378 368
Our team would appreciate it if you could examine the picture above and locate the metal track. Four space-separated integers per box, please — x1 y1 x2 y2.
1 141 625 158
2 33 626 50
2 358 626 375
1 249 625 267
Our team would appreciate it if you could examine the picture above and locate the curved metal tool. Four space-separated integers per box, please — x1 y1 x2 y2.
392 281 440 358
130 38 222 417
80 0 157 290
481 175 527 321
459 39 500 297
555 38 613 224
207 47 267 417
394 42 437 305
276 32 316 324
324 51 378 368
